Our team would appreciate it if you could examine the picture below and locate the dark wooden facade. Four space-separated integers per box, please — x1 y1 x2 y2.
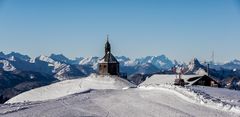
189 75 221 87
98 38 119 75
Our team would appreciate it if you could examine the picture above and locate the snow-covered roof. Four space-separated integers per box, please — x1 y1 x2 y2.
99 52 119 64
141 74 201 86
186 75 220 86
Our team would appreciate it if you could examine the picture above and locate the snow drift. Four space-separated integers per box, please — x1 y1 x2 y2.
139 74 240 114
6 74 136 103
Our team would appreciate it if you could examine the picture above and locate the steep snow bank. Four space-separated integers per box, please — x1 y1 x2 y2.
6 74 136 103
189 86 240 107
139 84 240 114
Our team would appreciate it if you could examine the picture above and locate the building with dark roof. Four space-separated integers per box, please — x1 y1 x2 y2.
186 75 221 87
98 36 119 75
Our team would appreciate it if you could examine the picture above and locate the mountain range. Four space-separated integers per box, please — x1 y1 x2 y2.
1 51 240 103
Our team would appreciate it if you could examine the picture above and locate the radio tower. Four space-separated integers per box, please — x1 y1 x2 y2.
211 51 215 65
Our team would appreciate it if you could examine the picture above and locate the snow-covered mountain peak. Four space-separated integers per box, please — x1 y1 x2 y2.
155 55 168 59
223 59 240 64
229 59 240 65
0 60 16 71
188 58 202 67
219 59 240 70
79 57 100 70
7 52 31 61
50 54 72 64
7 56 16 61
186 58 207 75
36 55 55 63
35 55 70 75
115 56 132 66
50 53 65 58
79 56 99 65
135 55 174 70
116 56 130 62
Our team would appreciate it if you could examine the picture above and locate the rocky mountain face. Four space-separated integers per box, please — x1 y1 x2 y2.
0 69 56 103
185 58 207 75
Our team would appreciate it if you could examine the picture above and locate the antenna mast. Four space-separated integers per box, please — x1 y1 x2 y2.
107 34 109 41
212 51 214 64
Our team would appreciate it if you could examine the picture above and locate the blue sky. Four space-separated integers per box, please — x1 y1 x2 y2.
0 0 240 62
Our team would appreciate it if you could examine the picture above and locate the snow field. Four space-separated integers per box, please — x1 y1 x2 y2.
6 74 136 103
140 74 240 114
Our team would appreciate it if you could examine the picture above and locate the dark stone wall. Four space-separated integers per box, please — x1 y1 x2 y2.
98 63 108 75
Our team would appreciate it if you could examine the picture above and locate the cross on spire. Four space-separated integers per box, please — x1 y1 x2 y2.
105 35 111 54
107 34 109 42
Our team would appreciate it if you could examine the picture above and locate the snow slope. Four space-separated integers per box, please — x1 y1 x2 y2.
1 74 239 117
140 74 240 114
6 74 136 103
190 86 240 107
0 89 238 117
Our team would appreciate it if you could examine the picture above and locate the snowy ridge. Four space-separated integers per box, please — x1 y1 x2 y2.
190 86 240 106
135 55 175 70
35 55 73 80
79 57 99 70
36 55 67 72
138 84 240 114
49 54 74 64
224 59 240 65
54 65 71 80
79 57 99 65
139 74 240 114
3 51 240 77
2 51 240 74
6 74 136 103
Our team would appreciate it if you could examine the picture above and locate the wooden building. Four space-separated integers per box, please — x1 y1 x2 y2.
187 75 221 87
98 36 119 75
224 77 240 90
